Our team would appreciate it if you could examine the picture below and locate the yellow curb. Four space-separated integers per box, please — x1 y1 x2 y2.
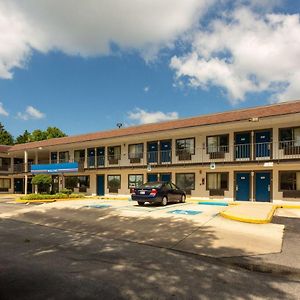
16 199 56 203
220 204 277 224
99 196 129 200
16 197 89 203
276 204 300 209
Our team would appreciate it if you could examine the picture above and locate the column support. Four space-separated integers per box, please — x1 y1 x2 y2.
24 150 28 195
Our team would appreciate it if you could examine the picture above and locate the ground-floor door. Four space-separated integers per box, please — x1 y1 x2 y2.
160 173 171 182
235 172 251 201
97 175 105 196
147 173 158 182
14 178 24 193
255 172 271 202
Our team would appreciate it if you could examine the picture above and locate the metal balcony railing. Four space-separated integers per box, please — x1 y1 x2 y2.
9 140 300 173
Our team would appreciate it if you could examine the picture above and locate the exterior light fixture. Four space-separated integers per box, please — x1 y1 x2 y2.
249 117 259 122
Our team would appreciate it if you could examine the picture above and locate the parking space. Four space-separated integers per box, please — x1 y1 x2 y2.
0 198 284 258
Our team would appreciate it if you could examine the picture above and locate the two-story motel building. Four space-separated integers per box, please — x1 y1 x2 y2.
1 100 300 202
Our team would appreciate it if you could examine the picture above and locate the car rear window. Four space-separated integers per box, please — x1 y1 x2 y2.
139 182 162 189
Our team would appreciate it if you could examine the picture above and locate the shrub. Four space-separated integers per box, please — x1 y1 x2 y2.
32 174 52 193
60 188 73 195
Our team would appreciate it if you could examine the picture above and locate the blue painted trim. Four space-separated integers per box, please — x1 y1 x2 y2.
198 202 228 206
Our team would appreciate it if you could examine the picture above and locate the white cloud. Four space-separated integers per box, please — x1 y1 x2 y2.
128 108 178 124
17 106 45 120
0 102 9 116
0 0 213 79
170 8 300 103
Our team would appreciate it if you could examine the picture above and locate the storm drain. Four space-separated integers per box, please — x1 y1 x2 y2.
168 210 202 215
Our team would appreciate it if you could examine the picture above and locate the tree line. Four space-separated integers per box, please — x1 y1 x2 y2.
0 122 67 145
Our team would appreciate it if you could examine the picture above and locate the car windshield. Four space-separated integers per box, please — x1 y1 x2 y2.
139 182 162 189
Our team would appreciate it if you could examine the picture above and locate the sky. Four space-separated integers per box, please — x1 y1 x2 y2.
0 0 299 137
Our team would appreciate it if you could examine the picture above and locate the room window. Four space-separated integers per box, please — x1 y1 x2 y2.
279 127 300 154
0 178 11 192
128 144 143 162
51 152 57 164
0 157 10 171
175 173 195 194
280 171 300 198
128 174 143 188
206 173 228 196
280 172 300 191
107 175 121 193
207 135 229 157
59 151 69 163
74 150 85 165
176 138 195 160
65 176 90 192
108 146 121 164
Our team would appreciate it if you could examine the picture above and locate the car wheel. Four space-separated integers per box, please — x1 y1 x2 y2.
161 196 168 206
138 202 144 206
180 194 186 203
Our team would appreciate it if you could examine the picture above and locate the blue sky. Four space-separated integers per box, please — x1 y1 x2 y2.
0 0 299 137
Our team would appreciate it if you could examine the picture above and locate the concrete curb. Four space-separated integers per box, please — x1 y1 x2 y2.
220 204 300 224
219 257 300 280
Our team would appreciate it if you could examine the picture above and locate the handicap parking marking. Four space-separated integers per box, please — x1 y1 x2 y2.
84 204 112 209
168 209 202 216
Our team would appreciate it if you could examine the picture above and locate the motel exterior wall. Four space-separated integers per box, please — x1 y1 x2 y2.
1 107 300 202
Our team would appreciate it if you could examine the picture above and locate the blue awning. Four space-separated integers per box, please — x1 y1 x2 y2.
31 162 79 174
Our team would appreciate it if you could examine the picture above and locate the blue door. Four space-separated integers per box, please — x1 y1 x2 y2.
14 178 24 193
97 175 105 196
160 173 171 182
147 141 158 163
235 132 251 159
236 172 250 201
255 131 271 158
96 147 105 166
160 140 172 163
255 172 271 202
147 173 158 182
88 148 95 168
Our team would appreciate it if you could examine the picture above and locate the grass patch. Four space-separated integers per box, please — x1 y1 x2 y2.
20 193 84 201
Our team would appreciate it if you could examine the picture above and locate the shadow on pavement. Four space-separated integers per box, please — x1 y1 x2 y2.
0 207 298 299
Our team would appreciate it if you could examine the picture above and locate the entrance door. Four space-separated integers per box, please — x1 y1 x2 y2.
147 141 158 163
87 148 96 168
147 173 158 182
255 172 271 202
235 132 251 159
96 147 105 167
160 173 171 182
160 140 172 163
14 178 24 193
255 130 271 158
235 172 251 201
97 175 105 196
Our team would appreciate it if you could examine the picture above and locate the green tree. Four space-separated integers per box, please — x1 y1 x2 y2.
15 130 31 144
0 122 14 145
29 129 47 142
45 127 67 139
32 174 52 193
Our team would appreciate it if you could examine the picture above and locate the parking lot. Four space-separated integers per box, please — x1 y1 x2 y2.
1 198 285 258
1 198 300 299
